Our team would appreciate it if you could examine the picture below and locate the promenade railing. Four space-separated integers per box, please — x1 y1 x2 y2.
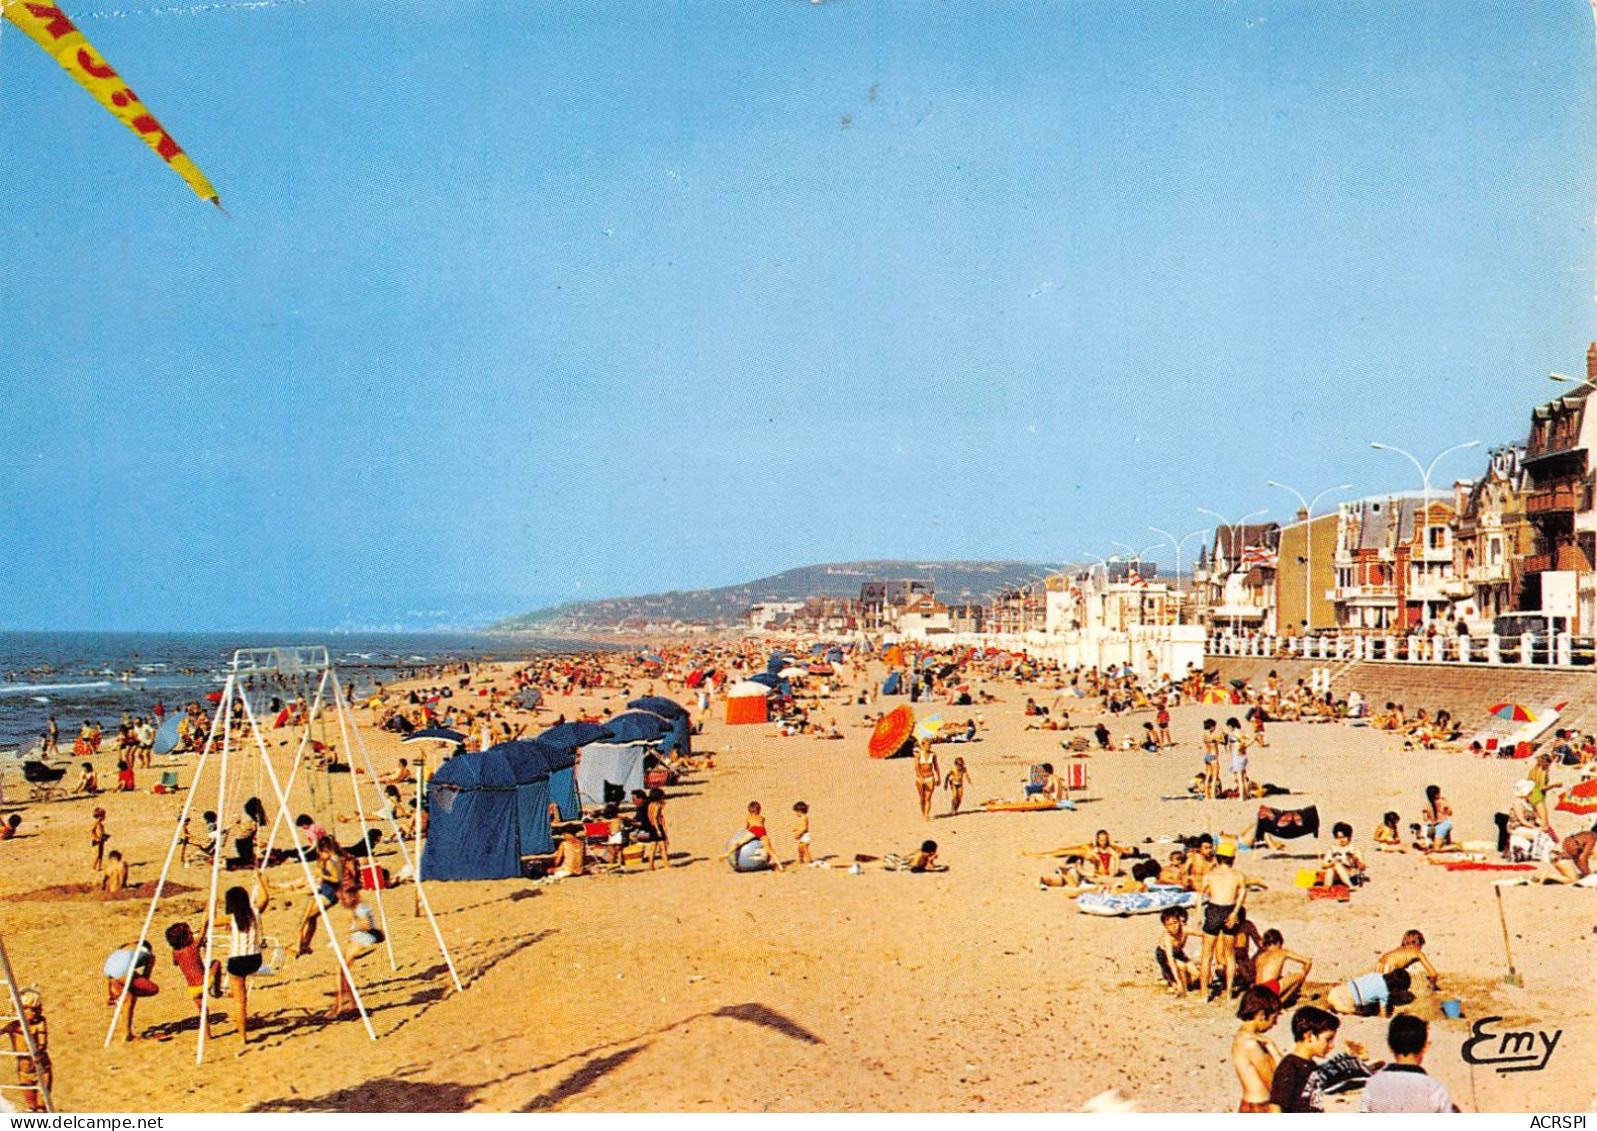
1204 631 1597 668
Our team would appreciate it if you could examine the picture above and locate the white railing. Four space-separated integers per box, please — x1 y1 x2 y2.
1204 631 1597 667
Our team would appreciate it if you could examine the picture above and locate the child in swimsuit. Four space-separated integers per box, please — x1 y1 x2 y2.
736 801 784 872
792 801 812 865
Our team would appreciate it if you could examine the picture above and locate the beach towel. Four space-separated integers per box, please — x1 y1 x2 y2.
1076 887 1197 917
1307 885 1350 901
981 798 1076 812
1254 805 1320 843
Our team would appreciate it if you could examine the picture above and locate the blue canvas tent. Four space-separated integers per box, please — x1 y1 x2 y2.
628 696 692 757
495 741 556 856
600 710 672 745
882 671 903 695
532 739 581 819
421 749 522 881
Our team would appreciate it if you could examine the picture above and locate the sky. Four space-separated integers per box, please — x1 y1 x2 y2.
2 0 1596 630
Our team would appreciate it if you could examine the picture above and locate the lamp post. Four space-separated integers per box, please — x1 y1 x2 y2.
1196 507 1268 634
1265 481 1353 634
1370 440 1480 628
1149 526 1206 623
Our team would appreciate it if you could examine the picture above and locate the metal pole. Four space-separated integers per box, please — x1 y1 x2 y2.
105 689 229 1050
196 675 234 1064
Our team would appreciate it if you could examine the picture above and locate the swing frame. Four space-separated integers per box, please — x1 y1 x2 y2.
105 647 462 1065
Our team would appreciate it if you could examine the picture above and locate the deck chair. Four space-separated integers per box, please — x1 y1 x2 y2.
159 771 180 790
1023 765 1050 796
1062 762 1088 794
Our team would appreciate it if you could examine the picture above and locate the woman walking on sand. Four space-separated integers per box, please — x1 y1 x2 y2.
914 739 940 821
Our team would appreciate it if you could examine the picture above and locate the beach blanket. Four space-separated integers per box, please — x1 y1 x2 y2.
1076 887 1196 917
1253 805 1319 842
1307 885 1350 901
1442 861 1536 872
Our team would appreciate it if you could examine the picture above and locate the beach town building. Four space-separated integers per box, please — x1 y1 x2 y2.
1329 494 1460 632
1194 523 1280 635
986 584 1045 636
1452 444 1534 632
895 593 953 638
744 601 804 629
859 580 934 632
1520 344 1597 631
1272 509 1339 636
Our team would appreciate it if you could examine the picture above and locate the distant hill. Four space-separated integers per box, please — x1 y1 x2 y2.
489 560 1072 632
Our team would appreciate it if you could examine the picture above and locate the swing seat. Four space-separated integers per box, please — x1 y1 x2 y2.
257 937 286 978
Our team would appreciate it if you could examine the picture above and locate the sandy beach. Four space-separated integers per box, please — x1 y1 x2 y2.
2 643 1593 1113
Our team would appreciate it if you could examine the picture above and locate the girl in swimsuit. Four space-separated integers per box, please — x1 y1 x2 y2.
913 739 940 821
1201 719 1221 799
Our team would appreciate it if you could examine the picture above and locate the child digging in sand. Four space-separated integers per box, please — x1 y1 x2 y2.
1374 811 1406 852
1378 930 1441 990
1156 906 1200 998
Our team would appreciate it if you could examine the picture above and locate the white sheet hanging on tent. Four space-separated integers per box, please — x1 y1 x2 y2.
575 742 649 807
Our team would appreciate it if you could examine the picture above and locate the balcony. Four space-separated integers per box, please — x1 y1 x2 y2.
1526 482 1592 515
1466 561 1512 585
1329 585 1398 604
1525 552 1554 575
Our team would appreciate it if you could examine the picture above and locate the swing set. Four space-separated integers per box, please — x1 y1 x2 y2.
107 647 462 1065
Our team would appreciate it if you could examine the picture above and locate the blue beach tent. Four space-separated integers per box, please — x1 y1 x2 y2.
421 749 522 881
532 738 581 820
496 740 556 856
882 671 903 695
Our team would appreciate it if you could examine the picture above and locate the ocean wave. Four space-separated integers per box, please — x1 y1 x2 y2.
0 680 118 695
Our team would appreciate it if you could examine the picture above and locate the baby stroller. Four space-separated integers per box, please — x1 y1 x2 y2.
22 760 67 801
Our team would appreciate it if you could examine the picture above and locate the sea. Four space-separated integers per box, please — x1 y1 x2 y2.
0 631 604 754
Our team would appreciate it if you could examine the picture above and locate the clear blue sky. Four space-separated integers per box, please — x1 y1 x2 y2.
3 0 1595 630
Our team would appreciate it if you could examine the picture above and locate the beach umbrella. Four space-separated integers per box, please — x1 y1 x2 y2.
1555 776 1597 817
152 716 183 756
1487 703 1538 723
1200 687 1233 704
537 721 615 751
914 713 944 740
779 666 808 679
628 695 688 720
404 727 467 745
639 652 664 665
746 672 782 690
598 710 672 745
868 706 916 759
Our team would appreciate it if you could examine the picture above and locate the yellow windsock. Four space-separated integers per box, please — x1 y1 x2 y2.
2 0 219 204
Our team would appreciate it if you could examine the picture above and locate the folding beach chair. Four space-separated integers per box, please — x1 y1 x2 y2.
1062 762 1088 795
1023 765 1049 797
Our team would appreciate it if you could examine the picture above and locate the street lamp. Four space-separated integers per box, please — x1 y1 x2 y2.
1370 439 1480 627
1265 480 1353 633
1149 526 1206 623
1196 507 1268 634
